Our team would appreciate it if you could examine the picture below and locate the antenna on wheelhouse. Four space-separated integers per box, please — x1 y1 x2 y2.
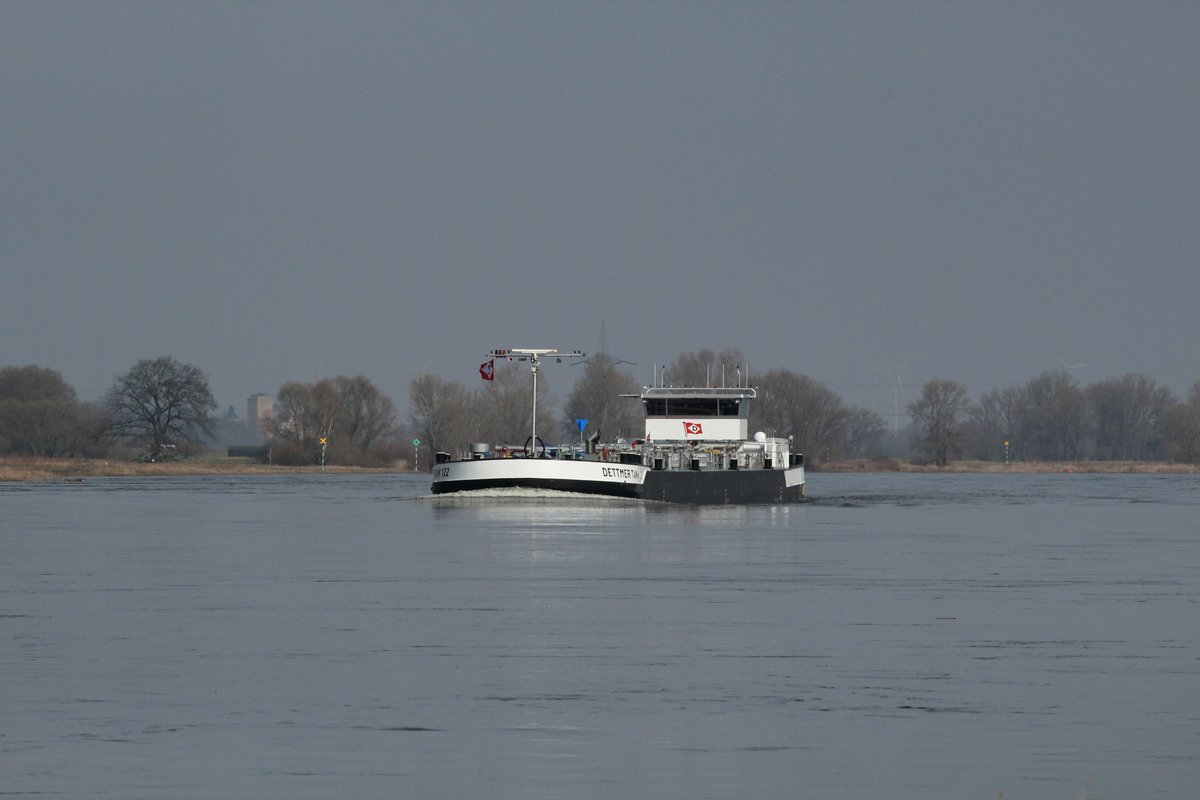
488 348 584 456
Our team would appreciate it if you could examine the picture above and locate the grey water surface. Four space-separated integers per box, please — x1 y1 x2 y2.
2 472 1198 799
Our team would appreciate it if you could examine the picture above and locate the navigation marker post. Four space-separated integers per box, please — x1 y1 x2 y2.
412 438 421 471
319 436 327 471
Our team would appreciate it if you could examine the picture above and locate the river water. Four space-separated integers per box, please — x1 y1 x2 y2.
2 472 1197 798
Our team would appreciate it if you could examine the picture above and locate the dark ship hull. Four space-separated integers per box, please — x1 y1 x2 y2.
641 467 805 504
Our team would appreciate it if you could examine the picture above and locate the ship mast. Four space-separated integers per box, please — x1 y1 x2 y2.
487 348 584 455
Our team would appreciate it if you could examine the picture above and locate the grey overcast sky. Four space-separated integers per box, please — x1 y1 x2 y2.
4 1 1198 421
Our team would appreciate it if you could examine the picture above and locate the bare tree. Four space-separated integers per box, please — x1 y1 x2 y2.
1023 370 1089 460
105 356 216 459
1087 374 1175 461
843 406 887 458
0 399 102 457
470 359 562 449
563 353 641 442
477 363 531 445
306 379 342 457
409 374 469 461
753 369 849 463
908 378 970 466
664 348 747 387
0 365 102 457
270 381 316 447
334 375 398 460
0 365 77 403
266 376 398 465
966 385 1027 460
1164 381 1200 463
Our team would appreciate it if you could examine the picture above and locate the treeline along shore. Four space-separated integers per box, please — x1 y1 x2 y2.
2 455 1195 483
3 348 1200 476
0 455 401 482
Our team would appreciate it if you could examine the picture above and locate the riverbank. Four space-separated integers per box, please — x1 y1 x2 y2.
820 458 1198 474
3 455 1195 482
0 456 408 482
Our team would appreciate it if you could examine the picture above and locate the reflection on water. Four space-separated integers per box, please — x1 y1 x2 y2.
1 472 1198 799
430 487 648 524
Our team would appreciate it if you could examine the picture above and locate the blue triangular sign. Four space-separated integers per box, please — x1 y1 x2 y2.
576 419 588 432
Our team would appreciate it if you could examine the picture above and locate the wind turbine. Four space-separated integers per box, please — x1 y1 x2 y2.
1051 350 1091 375
878 358 909 435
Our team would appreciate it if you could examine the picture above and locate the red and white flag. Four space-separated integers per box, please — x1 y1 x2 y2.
683 421 703 435
479 359 495 381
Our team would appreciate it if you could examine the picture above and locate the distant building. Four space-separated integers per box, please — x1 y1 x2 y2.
247 394 275 441
202 394 276 450
206 405 246 449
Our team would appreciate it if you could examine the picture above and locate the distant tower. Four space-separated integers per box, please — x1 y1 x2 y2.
247 394 275 441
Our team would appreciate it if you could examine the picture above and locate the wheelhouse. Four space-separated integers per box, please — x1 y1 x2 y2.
639 386 754 441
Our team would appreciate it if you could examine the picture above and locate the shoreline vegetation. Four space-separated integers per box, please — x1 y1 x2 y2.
0 456 405 482
2 455 1195 482
820 458 1197 474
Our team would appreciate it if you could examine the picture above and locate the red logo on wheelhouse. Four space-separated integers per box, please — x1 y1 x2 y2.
683 421 703 435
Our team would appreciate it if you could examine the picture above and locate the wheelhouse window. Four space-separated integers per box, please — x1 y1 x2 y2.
643 398 741 417
671 398 718 417
644 398 669 416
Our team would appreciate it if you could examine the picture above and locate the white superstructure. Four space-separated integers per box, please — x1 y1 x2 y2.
639 386 754 441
